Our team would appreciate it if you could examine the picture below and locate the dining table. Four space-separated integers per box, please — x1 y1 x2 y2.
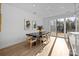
26 31 49 38
26 31 49 48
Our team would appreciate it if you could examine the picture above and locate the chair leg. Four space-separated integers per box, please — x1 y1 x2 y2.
40 40 41 44
35 42 37 46
30 42 32 48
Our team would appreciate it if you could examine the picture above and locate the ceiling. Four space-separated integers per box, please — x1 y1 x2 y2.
7 3 79 18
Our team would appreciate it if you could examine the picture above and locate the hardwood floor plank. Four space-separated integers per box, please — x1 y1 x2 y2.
0 37 69 56
51 38 69 56
0 37 55 56
36 37 56 56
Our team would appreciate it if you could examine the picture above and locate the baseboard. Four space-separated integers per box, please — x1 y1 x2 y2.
0 40 26 50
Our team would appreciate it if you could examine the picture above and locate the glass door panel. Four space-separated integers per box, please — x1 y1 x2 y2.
50 19 56 37
77 17 79 32
66 17 76 33
56 18 64 38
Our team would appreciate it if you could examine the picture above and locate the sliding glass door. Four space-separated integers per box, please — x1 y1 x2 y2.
56 18 65 38
56 17 76 38
50 19 57 37
66 17 76 33
77 17 79 32
49 16 76 38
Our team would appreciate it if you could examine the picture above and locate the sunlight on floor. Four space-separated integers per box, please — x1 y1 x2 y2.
51 38 69 56
36 37 56 56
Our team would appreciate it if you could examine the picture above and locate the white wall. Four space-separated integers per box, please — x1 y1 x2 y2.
43 18 50 32
0 4 43 49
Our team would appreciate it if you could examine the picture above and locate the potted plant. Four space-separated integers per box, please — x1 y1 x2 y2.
37 26 43 33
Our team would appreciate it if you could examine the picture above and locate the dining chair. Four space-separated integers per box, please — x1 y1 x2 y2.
47 32 50 39
39 34 47 44
42 32 51 44
27 36 37 48
47 32 51 41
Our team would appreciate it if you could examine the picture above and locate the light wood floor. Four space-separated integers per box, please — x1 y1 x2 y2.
57 33 64 37
0 37 70 56
51 38 69 56
0 37 56 56
36 37 56 56
51 32 64 37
